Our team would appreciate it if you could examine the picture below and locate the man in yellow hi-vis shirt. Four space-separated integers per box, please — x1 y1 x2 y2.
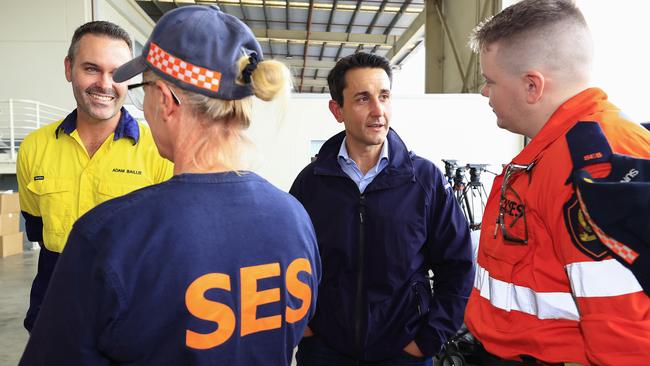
17 21 173 332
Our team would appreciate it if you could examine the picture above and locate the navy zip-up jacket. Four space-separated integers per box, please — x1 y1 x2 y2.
290 129 474 360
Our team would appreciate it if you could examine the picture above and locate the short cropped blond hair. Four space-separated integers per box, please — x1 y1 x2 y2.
470 0 592 81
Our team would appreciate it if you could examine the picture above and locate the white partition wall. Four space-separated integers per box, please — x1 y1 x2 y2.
0 0 88 109
0 0 154 111
247 93 523 192
94 0 154 49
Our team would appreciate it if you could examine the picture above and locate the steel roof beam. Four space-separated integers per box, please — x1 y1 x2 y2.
238 1 248 20
151 0 165 17
333 1 361 61
252 29 398 47
295 78 329 88
315 0 338 93
252 19 410 31
385 8 424 64
285 0 290 29
299 0 314 92
372 0 413 54
210 1 423 13
383 0 414 35
260 0 274 58
278 58 336 69
357 0 389 53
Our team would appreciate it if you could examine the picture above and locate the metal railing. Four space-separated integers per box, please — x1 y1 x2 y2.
0 99 68 161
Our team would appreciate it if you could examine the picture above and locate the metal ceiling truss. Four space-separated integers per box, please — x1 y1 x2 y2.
253 29 398 47
312 0 338 93
133 0 441 93
299 0 314 93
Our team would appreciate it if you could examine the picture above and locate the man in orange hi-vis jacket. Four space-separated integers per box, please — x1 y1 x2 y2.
464 0 650 365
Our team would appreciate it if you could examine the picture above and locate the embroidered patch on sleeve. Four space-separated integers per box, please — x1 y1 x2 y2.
563 194 608 260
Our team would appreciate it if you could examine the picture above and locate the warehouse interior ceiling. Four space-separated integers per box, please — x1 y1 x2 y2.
133 0 426 94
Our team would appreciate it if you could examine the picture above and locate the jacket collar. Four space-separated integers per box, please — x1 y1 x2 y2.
56 107 140 144
513 88 611 165
314 128 415 190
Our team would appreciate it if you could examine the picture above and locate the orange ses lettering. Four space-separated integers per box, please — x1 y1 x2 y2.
285 258 312 323
240 262 281 336
185 273 236 350
185 258 314 350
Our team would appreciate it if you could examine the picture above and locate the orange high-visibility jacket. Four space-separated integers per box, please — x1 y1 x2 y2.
465 88 650 366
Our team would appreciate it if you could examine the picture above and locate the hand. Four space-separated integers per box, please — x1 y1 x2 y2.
302 326 314 338
403 340 424 357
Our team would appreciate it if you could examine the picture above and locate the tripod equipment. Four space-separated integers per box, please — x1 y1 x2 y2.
467 164 488 186
442 159 459 186
458 164 490 230
442 160 494 230
453 166 467 192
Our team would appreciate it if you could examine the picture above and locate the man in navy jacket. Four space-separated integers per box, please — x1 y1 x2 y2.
290 52 475 365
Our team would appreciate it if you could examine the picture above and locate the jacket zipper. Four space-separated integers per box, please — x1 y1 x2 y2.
413 283 422 316
355 194 366 355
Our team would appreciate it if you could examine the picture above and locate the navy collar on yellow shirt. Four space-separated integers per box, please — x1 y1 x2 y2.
56 107 140 144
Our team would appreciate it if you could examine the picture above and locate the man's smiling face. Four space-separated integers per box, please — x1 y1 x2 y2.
65 33 132 123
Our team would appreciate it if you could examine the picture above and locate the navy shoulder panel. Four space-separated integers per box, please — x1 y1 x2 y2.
565 121 613 171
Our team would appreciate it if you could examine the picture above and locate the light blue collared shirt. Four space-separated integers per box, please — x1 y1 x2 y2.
337 137 389 193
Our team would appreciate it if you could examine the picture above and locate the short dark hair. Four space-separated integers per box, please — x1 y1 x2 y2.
67 21 132 62
469 0 586 53
327 52 392 106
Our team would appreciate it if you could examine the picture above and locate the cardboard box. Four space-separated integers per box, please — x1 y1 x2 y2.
0 192 20 214
1 232 23 258
0 212 20 235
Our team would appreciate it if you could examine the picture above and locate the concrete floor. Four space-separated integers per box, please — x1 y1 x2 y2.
0 249 35 366
0 250 450 366
0 249 299 366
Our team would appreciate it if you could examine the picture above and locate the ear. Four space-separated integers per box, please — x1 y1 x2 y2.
524 70 544 104
64 57 73 82
155 80 180 121
328 99 344 124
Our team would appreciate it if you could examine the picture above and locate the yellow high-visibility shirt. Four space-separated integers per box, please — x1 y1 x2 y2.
17 108 173 253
